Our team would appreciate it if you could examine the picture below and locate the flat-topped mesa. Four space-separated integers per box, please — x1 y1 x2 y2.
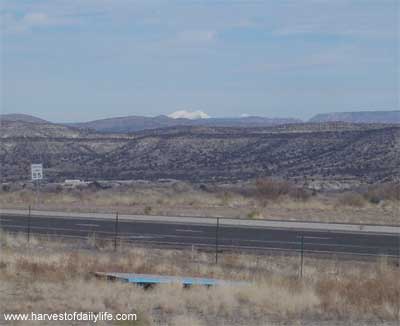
309 110 400 124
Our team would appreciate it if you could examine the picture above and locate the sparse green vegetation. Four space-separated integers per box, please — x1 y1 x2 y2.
364 182 400 204
247 210 262 219
255 178 312 204
144 206 153 215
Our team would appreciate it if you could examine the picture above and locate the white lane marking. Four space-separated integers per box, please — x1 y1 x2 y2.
4 213 399 235
3 224 111 234
3 226 397 256
175 229 203 233
129 239 399 258
1 224 394 250
76 223 99 228
120 235 158 239
301 236 331 240
2 224 396 253
3 229 397 258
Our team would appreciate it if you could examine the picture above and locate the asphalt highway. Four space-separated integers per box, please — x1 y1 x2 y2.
0 214 399 257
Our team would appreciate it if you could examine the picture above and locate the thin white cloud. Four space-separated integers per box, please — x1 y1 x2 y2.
3 0 395 40
168 110 210 119
2 12 77 34
176 30 216 44
24 12 49 25
242 44 390 74
270 1 397 39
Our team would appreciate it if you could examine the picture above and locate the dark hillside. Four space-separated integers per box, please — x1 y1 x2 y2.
1 120 398 184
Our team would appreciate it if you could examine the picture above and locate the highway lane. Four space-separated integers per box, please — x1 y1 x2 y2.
0 214 399 257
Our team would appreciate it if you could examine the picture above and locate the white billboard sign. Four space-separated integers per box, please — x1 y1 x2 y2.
31 164 43 181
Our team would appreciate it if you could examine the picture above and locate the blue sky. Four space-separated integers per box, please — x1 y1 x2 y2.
1 0 398 122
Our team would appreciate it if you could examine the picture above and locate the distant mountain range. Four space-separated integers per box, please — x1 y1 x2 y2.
1 110 399 133
0 113 48 124
309 111 400 124
66 115 302 133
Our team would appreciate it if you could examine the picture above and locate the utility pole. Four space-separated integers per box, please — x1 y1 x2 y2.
114 212 119 251
300 235 304 278
36 179 39 208
27 205 31 243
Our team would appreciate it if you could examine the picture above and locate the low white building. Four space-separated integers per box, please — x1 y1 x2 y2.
64 179 85 187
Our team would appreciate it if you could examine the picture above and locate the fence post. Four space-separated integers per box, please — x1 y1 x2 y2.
215 217 220 264
299 235 304 278
27 205 31 243
114 212 119 251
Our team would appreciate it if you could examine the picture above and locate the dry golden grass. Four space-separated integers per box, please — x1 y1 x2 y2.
0 233 399 325
1 181 399 225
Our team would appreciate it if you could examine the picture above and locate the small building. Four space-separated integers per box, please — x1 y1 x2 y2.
64 179 85 187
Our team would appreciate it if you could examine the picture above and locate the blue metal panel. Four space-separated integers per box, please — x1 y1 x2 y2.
96 272 248 287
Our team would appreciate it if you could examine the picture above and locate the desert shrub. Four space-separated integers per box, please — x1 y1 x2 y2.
255 178 310 203
337 192 366 207
18 190 34 203
367 196 381 205
198 184 210 192
43 183 63 193
144 206 152 215
1 184 10 192
220 191 232 206
364 182 400 204
316 270 400 320
255 178 291 201
171 182 192 193
247 210 261 219
67 187 85 199
288 187 311 201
